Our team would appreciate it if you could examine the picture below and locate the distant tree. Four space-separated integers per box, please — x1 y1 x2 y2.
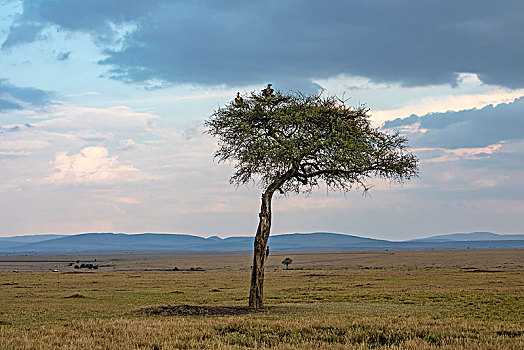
282 258 293 269
206 87 418 309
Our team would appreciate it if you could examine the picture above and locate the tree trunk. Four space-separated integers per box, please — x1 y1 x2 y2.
248 169 295 310
248 191 272 309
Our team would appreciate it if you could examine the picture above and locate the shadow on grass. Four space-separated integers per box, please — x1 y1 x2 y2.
136 304 269 316
64 293 88 299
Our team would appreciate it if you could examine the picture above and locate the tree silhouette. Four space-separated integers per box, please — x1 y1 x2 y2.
282 257 293 269
206 87 418 309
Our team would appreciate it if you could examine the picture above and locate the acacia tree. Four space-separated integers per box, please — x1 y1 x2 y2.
282 257 293 269
206 88 418 309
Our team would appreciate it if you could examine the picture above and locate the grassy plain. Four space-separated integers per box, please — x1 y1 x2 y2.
0 249 523 349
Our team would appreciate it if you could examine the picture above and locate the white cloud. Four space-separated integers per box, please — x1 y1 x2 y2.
417 143 504 163
0 104 162 160
65 91 101 97
45 146 143 184
118 138 138 150
0 139 50 154
36 105 159 134
372 89 524 125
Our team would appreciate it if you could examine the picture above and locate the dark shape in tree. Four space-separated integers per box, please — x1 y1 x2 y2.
205 87 418 309
282 257 293 269
235 92 243 105
261 84 274 99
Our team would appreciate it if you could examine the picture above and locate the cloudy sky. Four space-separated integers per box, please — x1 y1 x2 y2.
1 0 523 239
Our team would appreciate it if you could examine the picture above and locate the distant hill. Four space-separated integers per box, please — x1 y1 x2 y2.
410 232 524 242
19 233 212 251
0 232 386 253
0 234 68 243
0 234 69 251
268 232 389 251
0 231 523 254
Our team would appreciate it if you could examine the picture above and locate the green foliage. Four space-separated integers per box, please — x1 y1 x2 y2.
206 89 418 194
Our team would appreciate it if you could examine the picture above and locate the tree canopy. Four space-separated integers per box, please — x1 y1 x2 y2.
206 91 418 194
282 258 293 269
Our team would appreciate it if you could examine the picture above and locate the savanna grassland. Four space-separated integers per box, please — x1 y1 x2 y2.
0 250 523 349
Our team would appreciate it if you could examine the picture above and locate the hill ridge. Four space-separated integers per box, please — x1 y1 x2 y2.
1 231 523 253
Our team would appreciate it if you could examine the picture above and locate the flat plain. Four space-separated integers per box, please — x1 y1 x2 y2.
0 249 523 349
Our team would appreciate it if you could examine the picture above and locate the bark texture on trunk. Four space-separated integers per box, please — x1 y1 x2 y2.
249 191 272 309
249 169 295 309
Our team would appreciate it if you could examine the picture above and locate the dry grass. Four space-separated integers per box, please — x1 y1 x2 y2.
2 249 523 272
0 250 523 349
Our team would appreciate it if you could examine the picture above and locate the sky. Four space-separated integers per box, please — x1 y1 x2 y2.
1 0 523 240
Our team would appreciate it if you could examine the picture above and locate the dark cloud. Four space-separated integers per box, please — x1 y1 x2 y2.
461 146 524 172
0 125 21 133
384 115 420 128
0 98 23 112
1 23 43 50
56 51 71 61
3 1 524 89
383 97 524 149
5 0 165 43
0 79 55 112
